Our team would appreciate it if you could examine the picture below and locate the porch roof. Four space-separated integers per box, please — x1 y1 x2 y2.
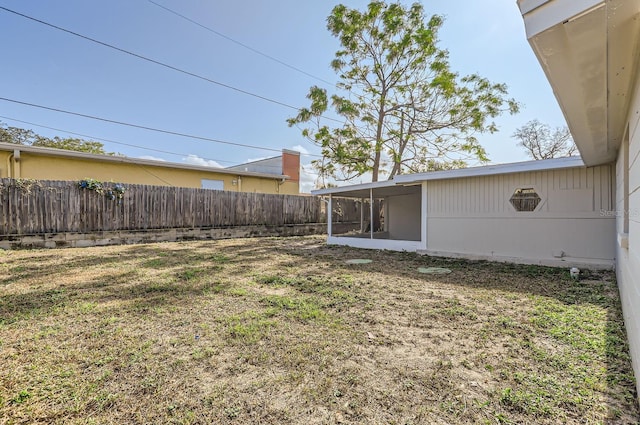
394 156 585 184
311 156 585 197
311 180 420 199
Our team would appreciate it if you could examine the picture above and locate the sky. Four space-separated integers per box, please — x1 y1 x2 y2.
0 0 567 192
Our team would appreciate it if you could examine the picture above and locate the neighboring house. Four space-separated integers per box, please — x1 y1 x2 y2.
0 142 300 194
226 148 301 181
313 0 640 400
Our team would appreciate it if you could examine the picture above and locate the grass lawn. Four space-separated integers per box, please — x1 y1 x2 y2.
0 236 638 424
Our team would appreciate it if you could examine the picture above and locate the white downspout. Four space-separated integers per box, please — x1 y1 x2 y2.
11 149 21 178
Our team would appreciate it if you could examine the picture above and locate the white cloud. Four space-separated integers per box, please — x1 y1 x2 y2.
182 154 223 168
299 163 319 194
138 155 166 162
290 144 310 156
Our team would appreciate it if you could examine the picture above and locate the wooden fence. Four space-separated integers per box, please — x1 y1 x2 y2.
0 179 362 236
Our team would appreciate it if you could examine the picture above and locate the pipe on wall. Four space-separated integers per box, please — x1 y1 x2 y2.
6 149 21 178
12 149 21 178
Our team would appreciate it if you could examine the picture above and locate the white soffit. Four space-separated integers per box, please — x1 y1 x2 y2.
519 0 604 37
607 0 640 149
521 0 640 166
518 0 551 16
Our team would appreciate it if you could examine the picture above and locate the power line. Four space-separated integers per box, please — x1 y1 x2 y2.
0 116 305 183
0 7 293 112
0 115 298 175
0 114 241 165
0 96 322 158
0 5 343 124
132 163 176 186
147 0 335 87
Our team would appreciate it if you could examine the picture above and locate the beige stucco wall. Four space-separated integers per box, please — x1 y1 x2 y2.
616 69 640 398
386 192 421 241
0 151 298 195
0 150 11 178
425 164 616 267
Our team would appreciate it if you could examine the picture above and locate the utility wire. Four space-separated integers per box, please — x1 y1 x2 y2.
133 163 175 186
0 116 302 182
0 114 243 166
0 96 322 158
148 0 335 87
0 115 294 174
0 5 342 123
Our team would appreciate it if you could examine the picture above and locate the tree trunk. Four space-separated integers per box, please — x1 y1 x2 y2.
372 92 387 183
389 114 406 178
372 151 381 182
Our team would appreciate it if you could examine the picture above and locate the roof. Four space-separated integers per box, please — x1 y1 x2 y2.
0 142 289 180
311 156 585 197
394 156 585 183
518 0 640 166
312 179 418 198
226 155 280 169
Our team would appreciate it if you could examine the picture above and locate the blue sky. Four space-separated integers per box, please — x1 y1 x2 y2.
0 0 566 192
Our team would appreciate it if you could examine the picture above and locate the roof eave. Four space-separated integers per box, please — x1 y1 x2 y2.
0 142 289 180
519 0 640 166
311 157 586 196
311 180 399 196
394 156 585 184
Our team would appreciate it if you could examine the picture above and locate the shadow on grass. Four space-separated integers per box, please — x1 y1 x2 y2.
0 243 243 323
0 236 637 420
0 267 236 325
0 287 69 324
274 242 640 419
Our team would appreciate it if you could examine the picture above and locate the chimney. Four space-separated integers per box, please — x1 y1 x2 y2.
281 149 300 182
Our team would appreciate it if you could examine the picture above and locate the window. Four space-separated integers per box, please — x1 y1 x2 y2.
201 179 224 190
510 187 541 212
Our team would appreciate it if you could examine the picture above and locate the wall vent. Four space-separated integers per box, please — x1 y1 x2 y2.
510 188 541 212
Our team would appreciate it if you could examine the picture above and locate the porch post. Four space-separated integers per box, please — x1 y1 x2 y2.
360 198 365 233
370 188 374 239
383 199 389 232
420 181 428 251
328 194 333 237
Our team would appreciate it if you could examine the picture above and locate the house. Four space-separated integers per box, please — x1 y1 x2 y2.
313 0 640 399
313 156 615 269
226 148 301 181
0 142 300 194
518 0 640 401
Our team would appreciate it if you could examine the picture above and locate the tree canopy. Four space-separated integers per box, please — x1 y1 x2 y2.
512 119 577 160
288 1 519 183
0 121 111 155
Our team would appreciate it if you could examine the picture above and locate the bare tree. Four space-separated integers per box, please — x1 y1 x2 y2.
513 119 577 160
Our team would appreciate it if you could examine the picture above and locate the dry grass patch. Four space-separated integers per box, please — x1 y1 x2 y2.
0 236 638 424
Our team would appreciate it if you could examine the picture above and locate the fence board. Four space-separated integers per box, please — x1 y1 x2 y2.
0 179 362 236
